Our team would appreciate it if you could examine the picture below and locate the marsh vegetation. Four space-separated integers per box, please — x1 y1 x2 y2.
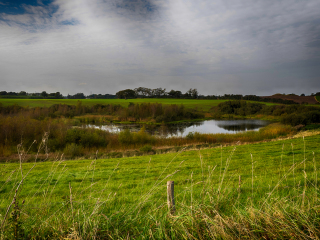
1 100 320 160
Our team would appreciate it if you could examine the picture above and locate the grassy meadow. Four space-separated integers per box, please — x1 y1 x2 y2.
1 133 320 238
0 98 277 111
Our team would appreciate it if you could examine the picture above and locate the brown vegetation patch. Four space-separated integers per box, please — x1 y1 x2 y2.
262 94 318 104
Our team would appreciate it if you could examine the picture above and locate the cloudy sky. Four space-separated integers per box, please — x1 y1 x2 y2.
0 0 319 96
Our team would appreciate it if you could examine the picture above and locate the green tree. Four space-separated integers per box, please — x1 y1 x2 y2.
116 89 137 99
41 91 48 98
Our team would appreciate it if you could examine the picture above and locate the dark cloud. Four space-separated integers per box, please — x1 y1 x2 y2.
306 40 320 48
0 0 320 96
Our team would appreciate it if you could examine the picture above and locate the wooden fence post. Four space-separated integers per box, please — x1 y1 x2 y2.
167 181 175 215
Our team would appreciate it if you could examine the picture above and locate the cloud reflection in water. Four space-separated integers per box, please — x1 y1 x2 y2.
86 119 270 138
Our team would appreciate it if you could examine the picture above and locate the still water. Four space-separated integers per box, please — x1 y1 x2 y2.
84 119 269 138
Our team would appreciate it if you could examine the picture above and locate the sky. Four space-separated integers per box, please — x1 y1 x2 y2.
0 0 319 96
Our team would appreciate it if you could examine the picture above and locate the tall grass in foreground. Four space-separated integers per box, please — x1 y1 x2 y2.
0 134 320 239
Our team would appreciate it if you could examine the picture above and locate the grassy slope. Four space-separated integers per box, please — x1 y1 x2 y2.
0 98 276 111
1 133 320 238
316 96 320 103
1 134 319 212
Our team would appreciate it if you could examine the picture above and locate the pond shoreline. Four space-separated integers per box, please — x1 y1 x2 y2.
74 114 280 125
4 127 315 163
78 119 271 138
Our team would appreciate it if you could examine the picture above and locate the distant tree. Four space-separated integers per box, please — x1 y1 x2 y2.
73 93 86 99
41 91 48 97
18 91 27 96
243 95 259 101
0 91 7 95
116 89 137 99
87 93 116 99
191 88 198 99
168 90 182 98
55 92 63 99
185 88 198 99
151 88 166 98
67 93 86 99
223 94 243 100
134 87 151 98
301 93 305 96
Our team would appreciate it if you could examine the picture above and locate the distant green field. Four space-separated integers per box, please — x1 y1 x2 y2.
316 96 320 103
0 98 276 110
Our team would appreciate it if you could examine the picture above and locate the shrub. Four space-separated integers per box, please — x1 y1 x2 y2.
118 129 133 146
140 144 153 153
303 124 320 130
64 143 82 158
217 101 264 116
66 128 109 148
134 126 156 145
186 132 194 139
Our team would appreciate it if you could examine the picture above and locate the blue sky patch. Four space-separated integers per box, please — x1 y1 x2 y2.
60 19 79 26
0 0 55 15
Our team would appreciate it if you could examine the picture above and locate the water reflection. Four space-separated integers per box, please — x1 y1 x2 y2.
216 120 268 132
84 119 269 138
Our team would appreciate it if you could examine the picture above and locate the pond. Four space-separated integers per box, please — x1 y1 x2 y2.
82 119 270 138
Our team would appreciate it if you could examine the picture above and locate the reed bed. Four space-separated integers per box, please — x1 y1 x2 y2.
0 113 294 161
0 133 320 239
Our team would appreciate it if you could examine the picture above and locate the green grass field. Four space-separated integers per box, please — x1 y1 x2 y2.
0 98 276 111
1 133 320 238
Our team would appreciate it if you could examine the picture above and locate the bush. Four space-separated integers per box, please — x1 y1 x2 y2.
303 124 320 130
281 113 308 126
140 144 153 153
217 101 264 116
186 132 194 139
134 126 156 145
64 143 82 158
118 129 133 146
66 128 109 148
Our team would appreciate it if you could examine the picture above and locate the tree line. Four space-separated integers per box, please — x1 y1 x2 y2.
1 89 319 102
115 88 315 104
115 88 199 99
0 91 64 99
0 91 117 99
